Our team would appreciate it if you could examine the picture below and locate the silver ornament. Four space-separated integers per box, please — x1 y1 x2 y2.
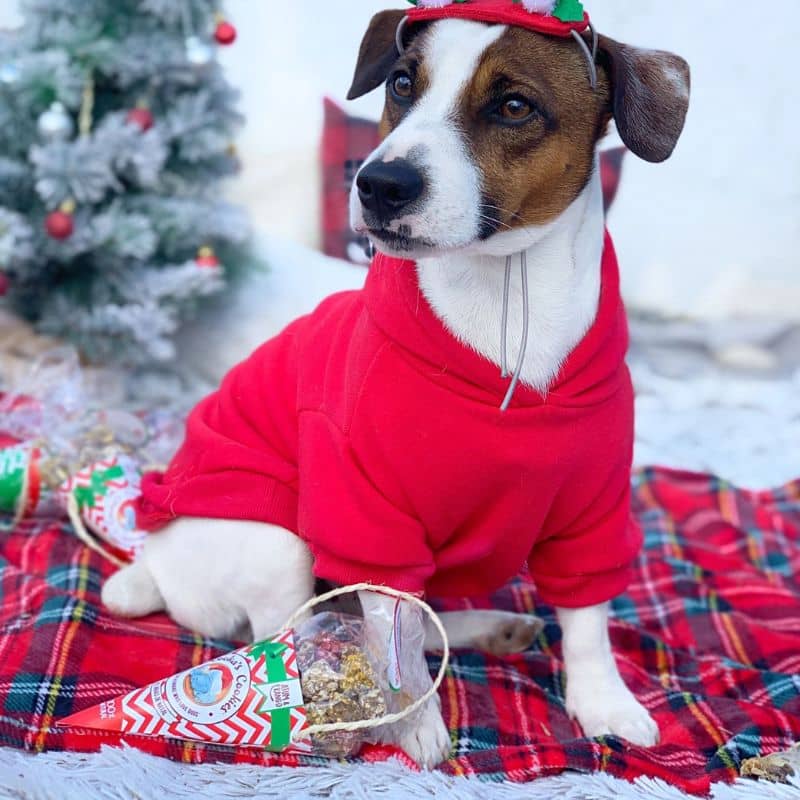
0 62 21 85
185 36 214 70
37 101 75 142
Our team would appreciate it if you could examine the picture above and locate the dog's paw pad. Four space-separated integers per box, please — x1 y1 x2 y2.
481 614 544 656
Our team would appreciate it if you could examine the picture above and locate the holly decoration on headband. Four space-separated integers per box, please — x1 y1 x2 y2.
549 0 584 22
408 0 585 24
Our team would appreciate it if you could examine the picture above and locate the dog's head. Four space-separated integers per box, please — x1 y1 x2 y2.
348 9 690 258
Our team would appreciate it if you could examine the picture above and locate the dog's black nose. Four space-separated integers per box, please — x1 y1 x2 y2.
356 159 424 221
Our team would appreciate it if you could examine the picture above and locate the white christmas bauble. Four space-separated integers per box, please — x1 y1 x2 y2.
521 0 558 12
0 62 21 85
185 36 215 70
37 101 75 142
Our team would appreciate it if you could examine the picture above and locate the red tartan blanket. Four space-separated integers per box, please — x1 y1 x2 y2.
0 467 799 795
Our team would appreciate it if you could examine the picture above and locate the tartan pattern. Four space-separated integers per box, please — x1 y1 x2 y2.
320 98 626 264
0 468 799 794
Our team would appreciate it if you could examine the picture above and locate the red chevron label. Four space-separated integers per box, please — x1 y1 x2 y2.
59 631 311 751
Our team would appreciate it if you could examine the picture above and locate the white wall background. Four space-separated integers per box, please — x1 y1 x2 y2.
3 1 799 321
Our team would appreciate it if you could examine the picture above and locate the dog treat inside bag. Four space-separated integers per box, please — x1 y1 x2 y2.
60 591 449 760
294 612 387 756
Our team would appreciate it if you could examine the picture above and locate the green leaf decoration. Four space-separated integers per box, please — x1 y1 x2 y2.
553 0 585 23
248 640 288 665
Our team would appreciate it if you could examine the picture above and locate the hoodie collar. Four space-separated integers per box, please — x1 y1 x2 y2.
363 230 629 410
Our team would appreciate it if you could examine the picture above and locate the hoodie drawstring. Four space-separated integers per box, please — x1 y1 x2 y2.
501 255 512 379
500 250 530 412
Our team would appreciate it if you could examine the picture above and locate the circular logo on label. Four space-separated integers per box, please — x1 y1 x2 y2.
166 653 252 723
103 486 147 552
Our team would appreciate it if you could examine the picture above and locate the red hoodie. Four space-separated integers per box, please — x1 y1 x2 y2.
138 232 641 608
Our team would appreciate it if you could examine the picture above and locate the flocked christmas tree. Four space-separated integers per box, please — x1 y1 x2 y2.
0 0 251 364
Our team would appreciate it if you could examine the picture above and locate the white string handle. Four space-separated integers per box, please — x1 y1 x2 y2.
283 583 450 737
66 494 126 568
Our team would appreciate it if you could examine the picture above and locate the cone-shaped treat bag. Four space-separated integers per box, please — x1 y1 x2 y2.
60 628 311 752
57 455 148 564
59 585 450 759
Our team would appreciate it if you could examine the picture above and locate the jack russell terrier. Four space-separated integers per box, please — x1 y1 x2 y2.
102 0 689 768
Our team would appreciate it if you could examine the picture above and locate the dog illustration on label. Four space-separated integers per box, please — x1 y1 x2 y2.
186 665 230 706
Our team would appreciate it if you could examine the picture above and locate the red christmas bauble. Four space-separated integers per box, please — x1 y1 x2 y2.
127 107 154 132
45 209 74 240
196 246 220 268
214 20 237 45
0 273 9 296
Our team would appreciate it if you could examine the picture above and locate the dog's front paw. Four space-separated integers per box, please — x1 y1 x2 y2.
397 701 451 769
567 679 658 747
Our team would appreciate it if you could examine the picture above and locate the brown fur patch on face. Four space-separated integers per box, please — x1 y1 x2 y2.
457 27 612 230
378 34 431 140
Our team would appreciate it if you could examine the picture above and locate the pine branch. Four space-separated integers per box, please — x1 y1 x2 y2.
0 208 35 269
94 113 169 188
31 137 119 206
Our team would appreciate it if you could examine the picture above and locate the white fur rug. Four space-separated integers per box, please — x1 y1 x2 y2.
2 745 799 800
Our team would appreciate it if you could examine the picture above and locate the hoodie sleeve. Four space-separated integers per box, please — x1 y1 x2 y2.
136 319 304 532
528 451 643 610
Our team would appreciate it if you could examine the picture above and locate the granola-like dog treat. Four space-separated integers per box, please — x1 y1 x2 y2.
295 612 388 758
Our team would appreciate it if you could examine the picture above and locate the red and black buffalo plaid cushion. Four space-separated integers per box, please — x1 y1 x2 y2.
1 467 799 795
321 97 627 263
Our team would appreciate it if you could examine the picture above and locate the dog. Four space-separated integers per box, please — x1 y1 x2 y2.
102 4 689 768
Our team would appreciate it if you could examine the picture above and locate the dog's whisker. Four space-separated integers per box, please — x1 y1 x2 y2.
479 204 526 224
477 213 514 232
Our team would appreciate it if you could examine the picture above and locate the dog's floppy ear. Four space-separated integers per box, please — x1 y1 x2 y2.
597 35 690 163
347 10 406 101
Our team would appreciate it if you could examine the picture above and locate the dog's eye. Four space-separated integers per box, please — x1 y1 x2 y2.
499 97 534 122
390 72 413 102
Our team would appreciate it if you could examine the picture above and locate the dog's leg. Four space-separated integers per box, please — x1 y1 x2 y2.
424 610 543 656
358 590 451 768
102 558 166 618
557 602 658 747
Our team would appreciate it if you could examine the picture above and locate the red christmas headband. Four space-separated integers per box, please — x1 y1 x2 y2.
405 0 590 38
401 0 596 88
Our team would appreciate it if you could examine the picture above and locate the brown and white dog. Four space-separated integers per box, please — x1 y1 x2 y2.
103 10 689 767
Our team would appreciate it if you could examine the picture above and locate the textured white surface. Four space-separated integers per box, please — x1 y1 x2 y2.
633 364 800 489
1 744 798 800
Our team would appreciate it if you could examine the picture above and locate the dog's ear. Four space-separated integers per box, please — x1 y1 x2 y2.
597 35 690 163
347 10 406 101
